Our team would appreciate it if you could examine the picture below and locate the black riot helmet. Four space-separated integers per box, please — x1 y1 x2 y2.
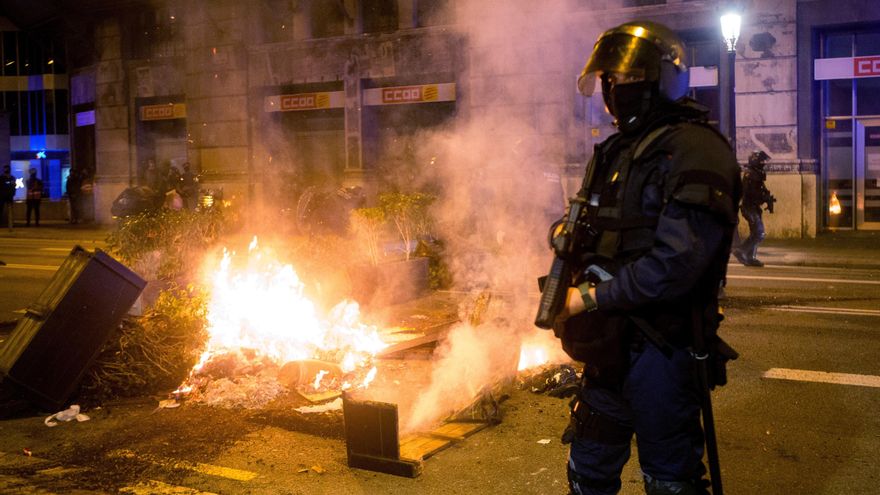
577 21 690 132
748 150 771 168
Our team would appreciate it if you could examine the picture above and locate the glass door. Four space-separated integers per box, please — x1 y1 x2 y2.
855 118 880 229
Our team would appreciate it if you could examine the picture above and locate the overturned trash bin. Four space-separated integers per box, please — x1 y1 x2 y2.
0 246 145 411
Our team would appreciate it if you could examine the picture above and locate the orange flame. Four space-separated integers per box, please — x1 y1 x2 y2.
517 330 571 371
189 237 386 391
829 191 842 215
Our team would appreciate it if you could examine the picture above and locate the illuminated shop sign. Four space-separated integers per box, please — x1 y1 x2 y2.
75 110 95 127
264 91 344 112
140 103 187 121
814 55 880 80
364 83 456 106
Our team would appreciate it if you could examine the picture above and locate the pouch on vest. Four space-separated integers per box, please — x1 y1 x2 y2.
554 309 628 368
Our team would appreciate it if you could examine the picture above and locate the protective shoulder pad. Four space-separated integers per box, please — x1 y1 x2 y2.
655 123 741 224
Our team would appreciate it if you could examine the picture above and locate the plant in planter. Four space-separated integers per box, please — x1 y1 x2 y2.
106 207 230 281
378 191 435 260
347 192 441 306
349 206 386 267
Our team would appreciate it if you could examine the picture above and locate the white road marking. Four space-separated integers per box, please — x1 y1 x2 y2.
39 247 76 252
0 263 59 271
727 274 880 285
768 305 880 317
763 368 880 388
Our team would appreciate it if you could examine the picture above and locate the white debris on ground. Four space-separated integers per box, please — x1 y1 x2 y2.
197 375 287 409
44 405 90 427
294 397 343 414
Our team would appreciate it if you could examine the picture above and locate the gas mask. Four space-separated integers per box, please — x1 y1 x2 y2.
601 76 657 134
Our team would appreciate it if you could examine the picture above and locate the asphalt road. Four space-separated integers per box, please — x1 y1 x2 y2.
0 237 878 494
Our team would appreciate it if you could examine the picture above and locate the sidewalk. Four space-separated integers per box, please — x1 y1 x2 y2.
0 220 112 244
755 231 880 270
2 222 879 270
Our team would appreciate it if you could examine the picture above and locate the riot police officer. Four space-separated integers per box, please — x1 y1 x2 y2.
733 151 774 267
553 21 741 494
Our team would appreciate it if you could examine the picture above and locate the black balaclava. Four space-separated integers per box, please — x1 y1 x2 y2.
602 76 659 134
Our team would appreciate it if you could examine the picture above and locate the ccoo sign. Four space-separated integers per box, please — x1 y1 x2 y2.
854 56 880 77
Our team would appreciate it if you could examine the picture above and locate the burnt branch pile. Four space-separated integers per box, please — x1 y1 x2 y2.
79 287 209 405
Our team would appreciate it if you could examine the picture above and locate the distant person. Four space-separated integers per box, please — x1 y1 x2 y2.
66 169 84 224
733 151 775 267
144 159 160 192
25 168 43 227
178 162 199 210
0 165 15 230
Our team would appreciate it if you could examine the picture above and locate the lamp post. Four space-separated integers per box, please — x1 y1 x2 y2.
719 11 741 153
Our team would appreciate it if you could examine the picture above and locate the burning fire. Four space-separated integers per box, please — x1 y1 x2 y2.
829 191 842 215
517 330 570 371
181 237 387 400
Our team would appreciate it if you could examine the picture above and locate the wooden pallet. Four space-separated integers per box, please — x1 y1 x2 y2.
342 393 492 477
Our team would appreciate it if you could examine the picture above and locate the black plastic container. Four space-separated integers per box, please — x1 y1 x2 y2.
0 246 145 411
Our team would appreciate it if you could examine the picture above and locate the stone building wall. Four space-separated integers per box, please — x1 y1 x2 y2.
736 0 816 237
92 18 130 224
81 0 823 235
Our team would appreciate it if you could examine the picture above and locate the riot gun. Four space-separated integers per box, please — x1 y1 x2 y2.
765 193 777 214
534 147 604 330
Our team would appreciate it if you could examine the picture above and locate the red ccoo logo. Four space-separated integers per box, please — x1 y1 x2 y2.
854 56 880 77
382 86 423 104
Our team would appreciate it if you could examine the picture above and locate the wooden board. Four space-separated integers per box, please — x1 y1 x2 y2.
399 421 487 462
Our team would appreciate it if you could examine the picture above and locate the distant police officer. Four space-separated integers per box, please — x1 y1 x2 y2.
733 151 774 267
554 21 741 494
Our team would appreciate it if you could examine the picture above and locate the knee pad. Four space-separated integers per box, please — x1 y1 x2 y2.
568 463 622 495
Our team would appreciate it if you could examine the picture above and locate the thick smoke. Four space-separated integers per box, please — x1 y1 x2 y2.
393 0 588 430
147 0 588 426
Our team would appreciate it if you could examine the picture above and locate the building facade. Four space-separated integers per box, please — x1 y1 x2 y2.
1 0 878 235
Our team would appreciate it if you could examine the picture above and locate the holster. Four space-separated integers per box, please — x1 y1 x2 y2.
561 396 631 445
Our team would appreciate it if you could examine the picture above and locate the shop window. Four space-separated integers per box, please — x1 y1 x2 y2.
47 41 65 74
824 32 852 58
856 78 880 116
855 32 880 56
824 119 853 228
55 90 69 135
691 87 720 126
826 79 852 117
2 32 18 76
417 0 454 27
363 0 399 34
2 92 21 135
28 91 45 135
45 90 55 134
24 38 42 76
311 1 347 38
689 40 719 68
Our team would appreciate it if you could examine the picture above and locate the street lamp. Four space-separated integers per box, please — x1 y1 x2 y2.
719 11 741 152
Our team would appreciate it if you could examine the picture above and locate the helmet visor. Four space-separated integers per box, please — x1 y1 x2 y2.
577 33 659 96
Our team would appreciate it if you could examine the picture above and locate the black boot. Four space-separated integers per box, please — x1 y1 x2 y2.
644 474 710 495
